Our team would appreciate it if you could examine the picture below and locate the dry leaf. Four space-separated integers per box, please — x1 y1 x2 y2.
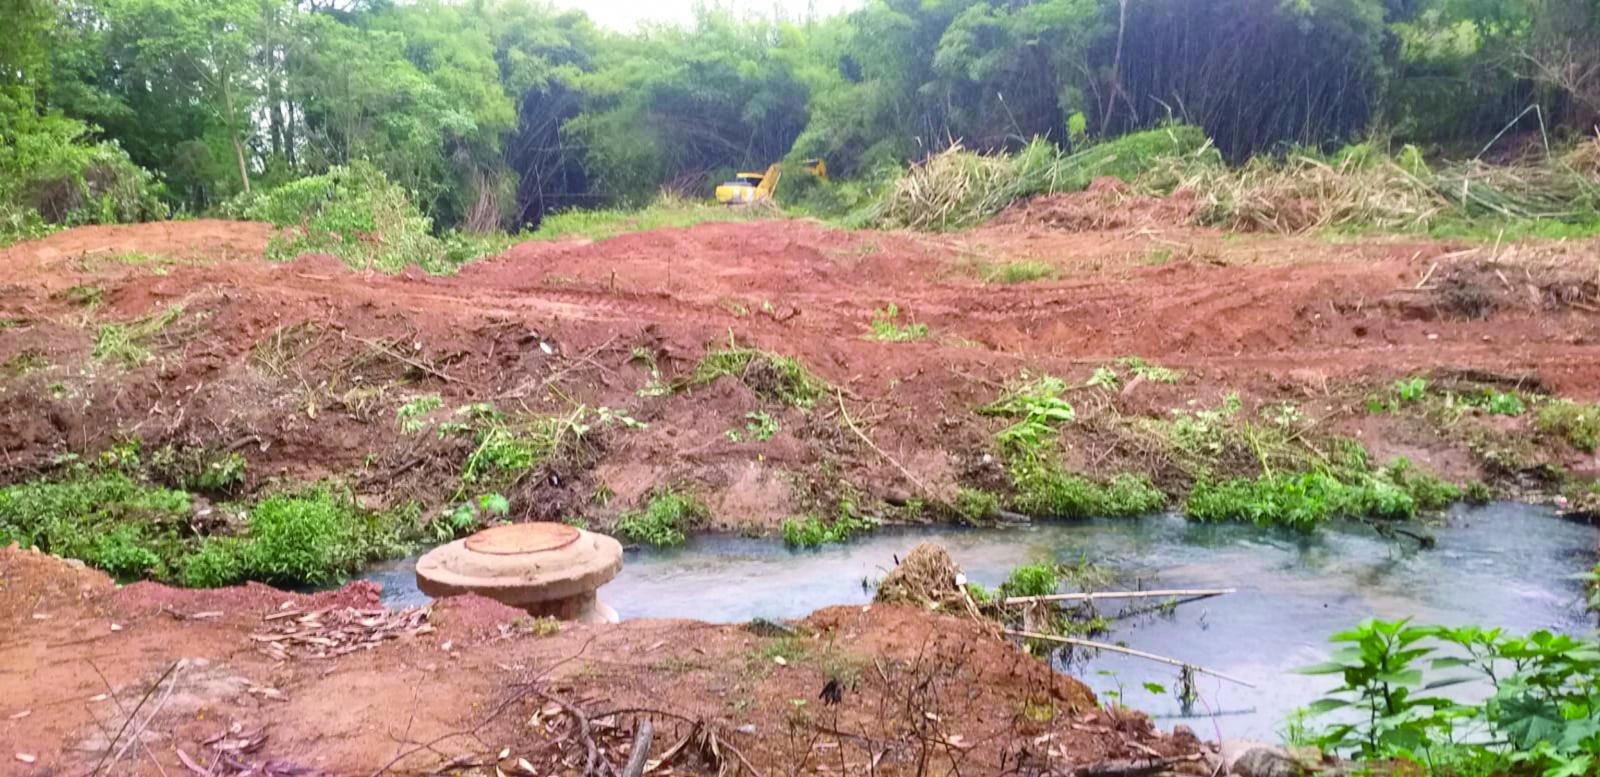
7 711 30 720
15 753 36 764
497 747 510 760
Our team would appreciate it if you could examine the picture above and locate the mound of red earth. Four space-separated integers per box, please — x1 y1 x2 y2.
0 545 1211 775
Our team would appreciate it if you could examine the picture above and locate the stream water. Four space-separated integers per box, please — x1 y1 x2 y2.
360 503 1598 741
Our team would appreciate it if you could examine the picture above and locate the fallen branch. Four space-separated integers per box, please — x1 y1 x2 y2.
1001 588 1233 607
835 389 934 500
339 331 461 384
620 719 653 777
1004 631 1255 688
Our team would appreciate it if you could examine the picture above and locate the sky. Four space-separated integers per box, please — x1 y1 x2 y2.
555 0 863 31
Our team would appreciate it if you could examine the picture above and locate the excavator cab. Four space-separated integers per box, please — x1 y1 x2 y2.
714 159 826 205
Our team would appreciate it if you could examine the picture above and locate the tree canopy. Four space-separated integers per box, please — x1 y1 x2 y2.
3 0 1597 233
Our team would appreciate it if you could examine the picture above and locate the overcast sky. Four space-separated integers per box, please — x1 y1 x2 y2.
555 0 864 31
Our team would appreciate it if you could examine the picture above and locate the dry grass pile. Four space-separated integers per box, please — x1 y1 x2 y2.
1142 139 1600 234
874 543 970 609
868 126 1208 231
1148 150 1445 232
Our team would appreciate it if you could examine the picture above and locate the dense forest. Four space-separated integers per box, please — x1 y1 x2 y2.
3 0 1599 238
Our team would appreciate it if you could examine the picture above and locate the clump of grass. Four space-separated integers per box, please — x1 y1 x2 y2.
92 305 185 366
952 487 1001 524
1120 356 1181 384
1011 468 1166 518
1184 460 1457 530
691 341 827 408
865 303 930 342
781 506 875 548
3 351 49 377
615 488 710 547
1000 561 1059 598
536 193 764 242
1538 399 1600 453
979 260 1055 284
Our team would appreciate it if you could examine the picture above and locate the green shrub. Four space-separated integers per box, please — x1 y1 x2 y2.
1000 562 1059 599
1 110 165 230
1184 467 1449 530
1381 458 1459 511
781 504 875 548
228 161 456 274
181 537 247 588
1011 467 1166 519
953 487 1001 524
1538 400 1600 453
0 470 191 581
615 488 709 547
243 487 363 586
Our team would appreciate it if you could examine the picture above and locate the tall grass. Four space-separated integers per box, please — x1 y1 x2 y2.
866 126 1209 231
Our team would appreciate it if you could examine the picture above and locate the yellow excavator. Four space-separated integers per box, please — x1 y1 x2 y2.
714 159 827 205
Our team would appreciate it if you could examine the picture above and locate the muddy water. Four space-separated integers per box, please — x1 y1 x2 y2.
361 503 1597 740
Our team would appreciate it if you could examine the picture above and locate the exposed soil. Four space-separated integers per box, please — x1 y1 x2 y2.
2 212 1599 771
4 215 1598 523
1 545 1210 775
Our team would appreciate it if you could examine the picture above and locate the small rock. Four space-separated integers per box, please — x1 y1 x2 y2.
15 753 36 764
736 724 757 734
1219 739 1300 777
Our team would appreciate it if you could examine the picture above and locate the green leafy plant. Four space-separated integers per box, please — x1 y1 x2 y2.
999 561 1059 598
1299 618 1458 759
979 260 1055 284
953 487 1001 524
728 411 779 442
397 394 443 433
691 340 827 408
980 375 1076 458
865 303 930 341
1120 356 1181 384
781 507 875 548
1539 400 1600 453
615 488 709 547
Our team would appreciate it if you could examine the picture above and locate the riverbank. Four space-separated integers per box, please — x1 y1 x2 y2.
0 545 1207 774
2 217 1599 591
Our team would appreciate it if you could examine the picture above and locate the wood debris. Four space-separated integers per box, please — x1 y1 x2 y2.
249 606 432 660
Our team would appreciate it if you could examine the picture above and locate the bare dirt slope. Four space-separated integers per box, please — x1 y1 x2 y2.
2 217 1597 525
0 546 1200 775
2 215 1599 773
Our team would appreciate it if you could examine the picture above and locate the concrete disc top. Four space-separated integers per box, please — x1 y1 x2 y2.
464 523 580 555
415 523 623 607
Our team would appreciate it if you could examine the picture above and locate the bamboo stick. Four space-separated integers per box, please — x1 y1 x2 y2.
1004 630 1256 688
1001 588 1234 606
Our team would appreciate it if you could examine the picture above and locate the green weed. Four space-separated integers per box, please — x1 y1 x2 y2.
1120 357 1181 384
979 260 1055 284
979 375 1076 458
953 487 1001 524
92 305 185 366
865 303 929 341
0 469 191 581
3 351 48 377
1000 562 1058 598
1537 399 1600 453
396 394 443 433
615 488 709 547
690 341 827 408
727 411 779 442
1011 468 1166 518
781 504 875 548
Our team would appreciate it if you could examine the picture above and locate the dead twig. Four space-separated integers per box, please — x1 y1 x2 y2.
835 389 935 500
1005 631 1255 687
339 330 461 384
92 659 182 776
